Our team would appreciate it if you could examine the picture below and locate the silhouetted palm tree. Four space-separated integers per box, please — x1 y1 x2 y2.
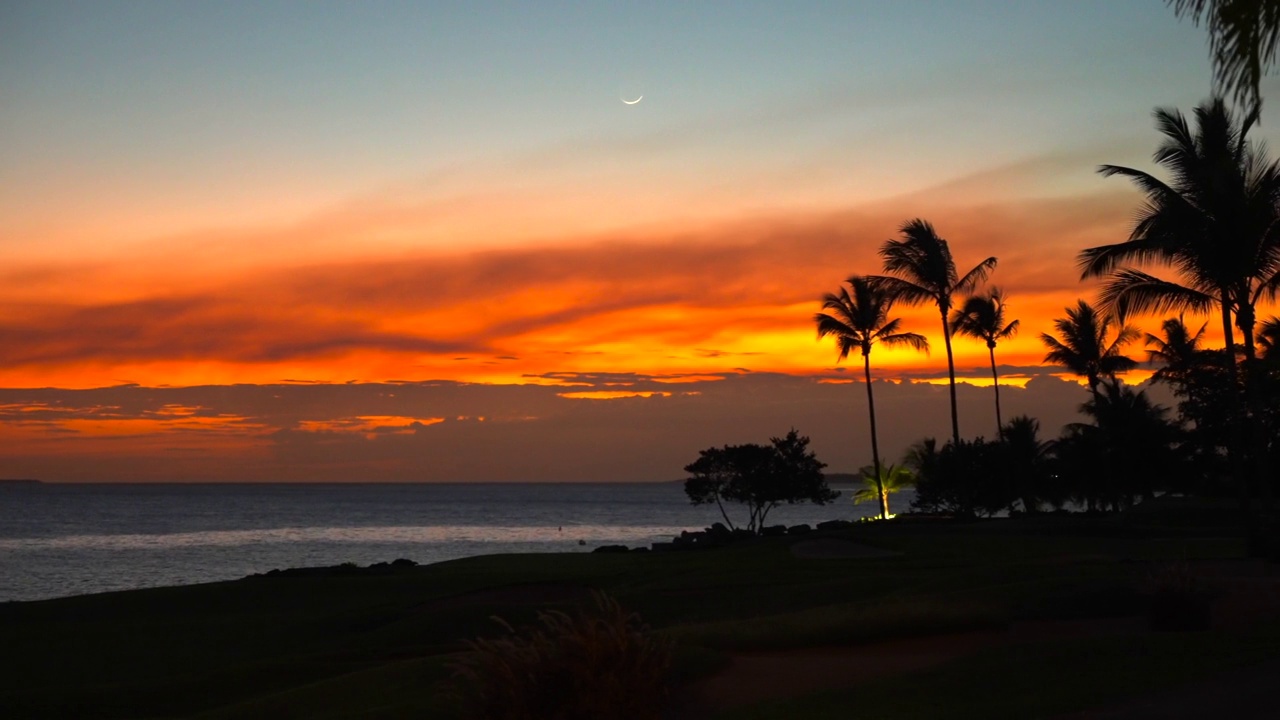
1000 415 1052 513
1040 300 1139 404
1169 0 1280 111
816 276 930 519
853 463 916 519
1083 98 1280 373
950 288 1020 436
1145 316 1210 387
1259 316 1280 357
871 219 997 444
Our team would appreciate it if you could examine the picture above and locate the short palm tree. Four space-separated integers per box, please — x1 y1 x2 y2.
1000 415 1052 512
871 219 997 445
816 276 930 520
1040 300 1139 404
1145 316 1210 387
950 287 1020 436
853 463 916 519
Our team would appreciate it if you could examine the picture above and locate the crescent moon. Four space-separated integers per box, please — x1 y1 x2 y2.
622 95 643 105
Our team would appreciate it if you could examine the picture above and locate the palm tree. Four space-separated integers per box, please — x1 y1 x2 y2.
1083 98 1280 376
1084 98 1280 512
853 463 916 519
1000 415 1052 513
816 276 930 520
871 219 998 445
1040 300 1139 404
1259 316 1280 357
950 288 1020 436
1145 316 1210 387
1169 0 1280 112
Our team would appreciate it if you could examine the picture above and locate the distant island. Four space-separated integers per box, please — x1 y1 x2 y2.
0 479 41 484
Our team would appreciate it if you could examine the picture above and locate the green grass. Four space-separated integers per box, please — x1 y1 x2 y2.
0 514 1267 719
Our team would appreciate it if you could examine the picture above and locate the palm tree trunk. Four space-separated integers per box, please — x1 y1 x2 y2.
941 309 960 445
989 344 1002 438
1219 296 1251 520
863 352 887 520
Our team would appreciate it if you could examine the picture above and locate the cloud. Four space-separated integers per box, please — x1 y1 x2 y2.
0 186 1138 388
0 372 1177 483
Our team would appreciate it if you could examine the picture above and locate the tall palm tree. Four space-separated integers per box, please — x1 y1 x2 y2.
871 219 998 445
1084 98 1280 511
1083 98 1280 376
950 287 1020 436
1039 300 1139 404
1169 0 1280 112
816 276 930 520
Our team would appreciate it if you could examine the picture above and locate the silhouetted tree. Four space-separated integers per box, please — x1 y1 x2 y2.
815 276 929 519
1085 98 1280 506
1000 415 1053 513
853 463 916 518
951 287 1020 436
1169 0 1280 111
910 437 1009 517
871 219 997 445
1040 300 1139 404
1059 381 1185 511
1145 316 1211 388
683 430 835 533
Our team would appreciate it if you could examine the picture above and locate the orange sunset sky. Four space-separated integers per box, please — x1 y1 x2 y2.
1 2 1276 481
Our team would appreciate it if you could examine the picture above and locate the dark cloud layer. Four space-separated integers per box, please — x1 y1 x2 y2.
0 372 1172 483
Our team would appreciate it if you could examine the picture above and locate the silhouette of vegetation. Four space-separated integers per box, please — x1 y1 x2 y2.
815 276 929 518
1039 300 1139 403
870 219 998 445
683 429 836 533
909 436 1009 517
1169 0 1280 111
950 287 1020 436
448 591 673 720
852 463 916 517
1000 415 1054 513
1087 97 1280 507
1056 381 1185 511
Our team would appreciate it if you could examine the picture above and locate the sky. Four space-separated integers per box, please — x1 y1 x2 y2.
0 1 1273 481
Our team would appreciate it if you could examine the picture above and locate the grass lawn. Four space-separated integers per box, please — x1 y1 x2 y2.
0 512 1270 719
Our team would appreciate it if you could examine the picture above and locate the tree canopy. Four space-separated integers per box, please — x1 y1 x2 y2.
683 430 836 533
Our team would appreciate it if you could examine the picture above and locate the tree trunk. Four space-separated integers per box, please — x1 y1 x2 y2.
989 343 1002 438
1219 295 1250 520
864 351 886 520
941 307 961 445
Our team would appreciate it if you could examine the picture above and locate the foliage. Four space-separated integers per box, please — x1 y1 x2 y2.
448 591 674 720
1169 0 1280 111
1000 415 1054 512
1039 300 1139 395
1053 381 1186 511
852 463 917 518
683 429 836 533
909 437 1011 517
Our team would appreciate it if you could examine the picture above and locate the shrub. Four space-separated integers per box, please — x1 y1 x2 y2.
447 591 674 720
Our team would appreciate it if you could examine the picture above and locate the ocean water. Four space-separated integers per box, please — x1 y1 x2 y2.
0 482 896 602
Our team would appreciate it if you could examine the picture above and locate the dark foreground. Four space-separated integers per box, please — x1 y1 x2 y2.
3 502 1279 719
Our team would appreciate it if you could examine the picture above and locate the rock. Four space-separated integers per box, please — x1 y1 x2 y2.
707 522 732 537
787 524 812 535
761 524 788 537
391 558 417 568
592 544 630 554
650 541 676 552
816 519 852 531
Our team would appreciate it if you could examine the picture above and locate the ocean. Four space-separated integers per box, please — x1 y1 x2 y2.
0 482 898 602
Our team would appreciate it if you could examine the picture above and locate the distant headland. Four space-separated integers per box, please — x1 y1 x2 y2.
0 479 41 484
